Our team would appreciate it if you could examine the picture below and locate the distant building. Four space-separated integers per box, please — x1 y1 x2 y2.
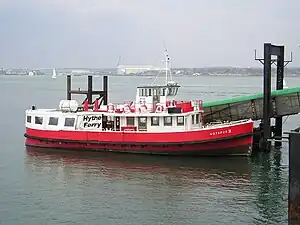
71 69 90 75
117 65 157 75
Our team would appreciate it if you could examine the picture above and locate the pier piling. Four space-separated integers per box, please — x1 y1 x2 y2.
255 43 291 151
65 75 108 107
103 75 108 105
87 75 93 104
67 75 71 100
287 131 300 223
274 46 284 147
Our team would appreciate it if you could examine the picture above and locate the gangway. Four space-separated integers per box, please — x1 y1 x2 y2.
203 87 300 123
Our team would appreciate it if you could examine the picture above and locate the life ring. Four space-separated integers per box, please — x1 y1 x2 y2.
139 104 148 113
129 101 136 112
155 104 164 113
123 104 131 113
107 103 115 113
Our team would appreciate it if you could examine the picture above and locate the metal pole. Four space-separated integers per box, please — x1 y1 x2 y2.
263 43 272 151
103 76 108 105
87 75 93 104
67 75 71 100
275 46 284 147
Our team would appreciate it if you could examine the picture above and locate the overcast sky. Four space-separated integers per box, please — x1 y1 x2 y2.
0 0 299 68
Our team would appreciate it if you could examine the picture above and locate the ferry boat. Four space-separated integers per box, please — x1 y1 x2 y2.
24 50 254 156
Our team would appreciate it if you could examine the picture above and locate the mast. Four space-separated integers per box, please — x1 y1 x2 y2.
165 49 171 84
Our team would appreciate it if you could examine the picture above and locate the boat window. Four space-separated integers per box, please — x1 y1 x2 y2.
148 89 152 96
161 88 165 96
141 89 144 96
35 116 43 125
126 117 135 126
64 118 75 127
167 87 177 96
151 116 159 126
192 115 195 124
153 89 157 96
177 116 184 126
139 88 142 96
138 117 147 130
26 115 31 123
49 117 59 126
196 114 200 124
164 116 172 126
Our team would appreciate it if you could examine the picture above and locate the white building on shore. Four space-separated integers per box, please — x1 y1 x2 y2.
117 65 159 75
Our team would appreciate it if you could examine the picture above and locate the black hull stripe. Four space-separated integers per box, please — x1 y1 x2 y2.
25 144 251 156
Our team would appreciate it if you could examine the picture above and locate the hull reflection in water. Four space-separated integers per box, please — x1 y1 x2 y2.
25 146 252 189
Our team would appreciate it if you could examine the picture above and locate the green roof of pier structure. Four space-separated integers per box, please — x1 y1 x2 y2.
202 87 300 123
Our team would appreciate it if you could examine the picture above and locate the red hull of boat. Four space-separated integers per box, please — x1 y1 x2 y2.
24 121 253 156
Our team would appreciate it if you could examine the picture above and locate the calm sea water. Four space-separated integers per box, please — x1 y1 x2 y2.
0 74 299 225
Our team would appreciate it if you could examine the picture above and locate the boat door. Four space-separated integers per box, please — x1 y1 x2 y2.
115 116 120 131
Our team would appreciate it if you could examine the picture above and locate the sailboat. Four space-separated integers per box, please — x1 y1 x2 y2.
52 69 57 79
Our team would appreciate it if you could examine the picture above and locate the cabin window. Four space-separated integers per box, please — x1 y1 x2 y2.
26 115 31 123
35 116 43 125
196 114 200 124
177 116 184 126
166 87 178 96
64 118 75 127
141 89 144 96
49 117 59 126
126 117 135 126
151 116 159 126
138 117 147 130
139 88 142 96
153 89 157 96
192 115 195 124
148 89 151 96
164 116 172 126
161 88 165 96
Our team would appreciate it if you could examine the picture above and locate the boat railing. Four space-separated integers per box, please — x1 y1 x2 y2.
203 118 251 128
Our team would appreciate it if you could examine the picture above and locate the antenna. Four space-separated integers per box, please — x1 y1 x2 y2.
151 41 173 85
165 48 169 84
163 41 172 84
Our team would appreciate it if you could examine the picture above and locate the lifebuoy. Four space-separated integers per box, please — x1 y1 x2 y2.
123 104 131 113
155 104 164 113
139 104 148 113
107 103 115 113
129 101 136 112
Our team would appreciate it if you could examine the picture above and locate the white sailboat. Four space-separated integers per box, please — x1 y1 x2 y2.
52 68 57 79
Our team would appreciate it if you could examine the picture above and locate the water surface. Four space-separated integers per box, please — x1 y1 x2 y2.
0 74 298 224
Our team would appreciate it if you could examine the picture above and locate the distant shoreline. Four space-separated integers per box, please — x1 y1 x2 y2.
1 73 299 77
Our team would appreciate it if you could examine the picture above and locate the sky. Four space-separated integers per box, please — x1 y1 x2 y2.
0 0 299 68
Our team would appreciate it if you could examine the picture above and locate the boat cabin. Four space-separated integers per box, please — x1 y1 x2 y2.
135 81 180 112
25 105 203 134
